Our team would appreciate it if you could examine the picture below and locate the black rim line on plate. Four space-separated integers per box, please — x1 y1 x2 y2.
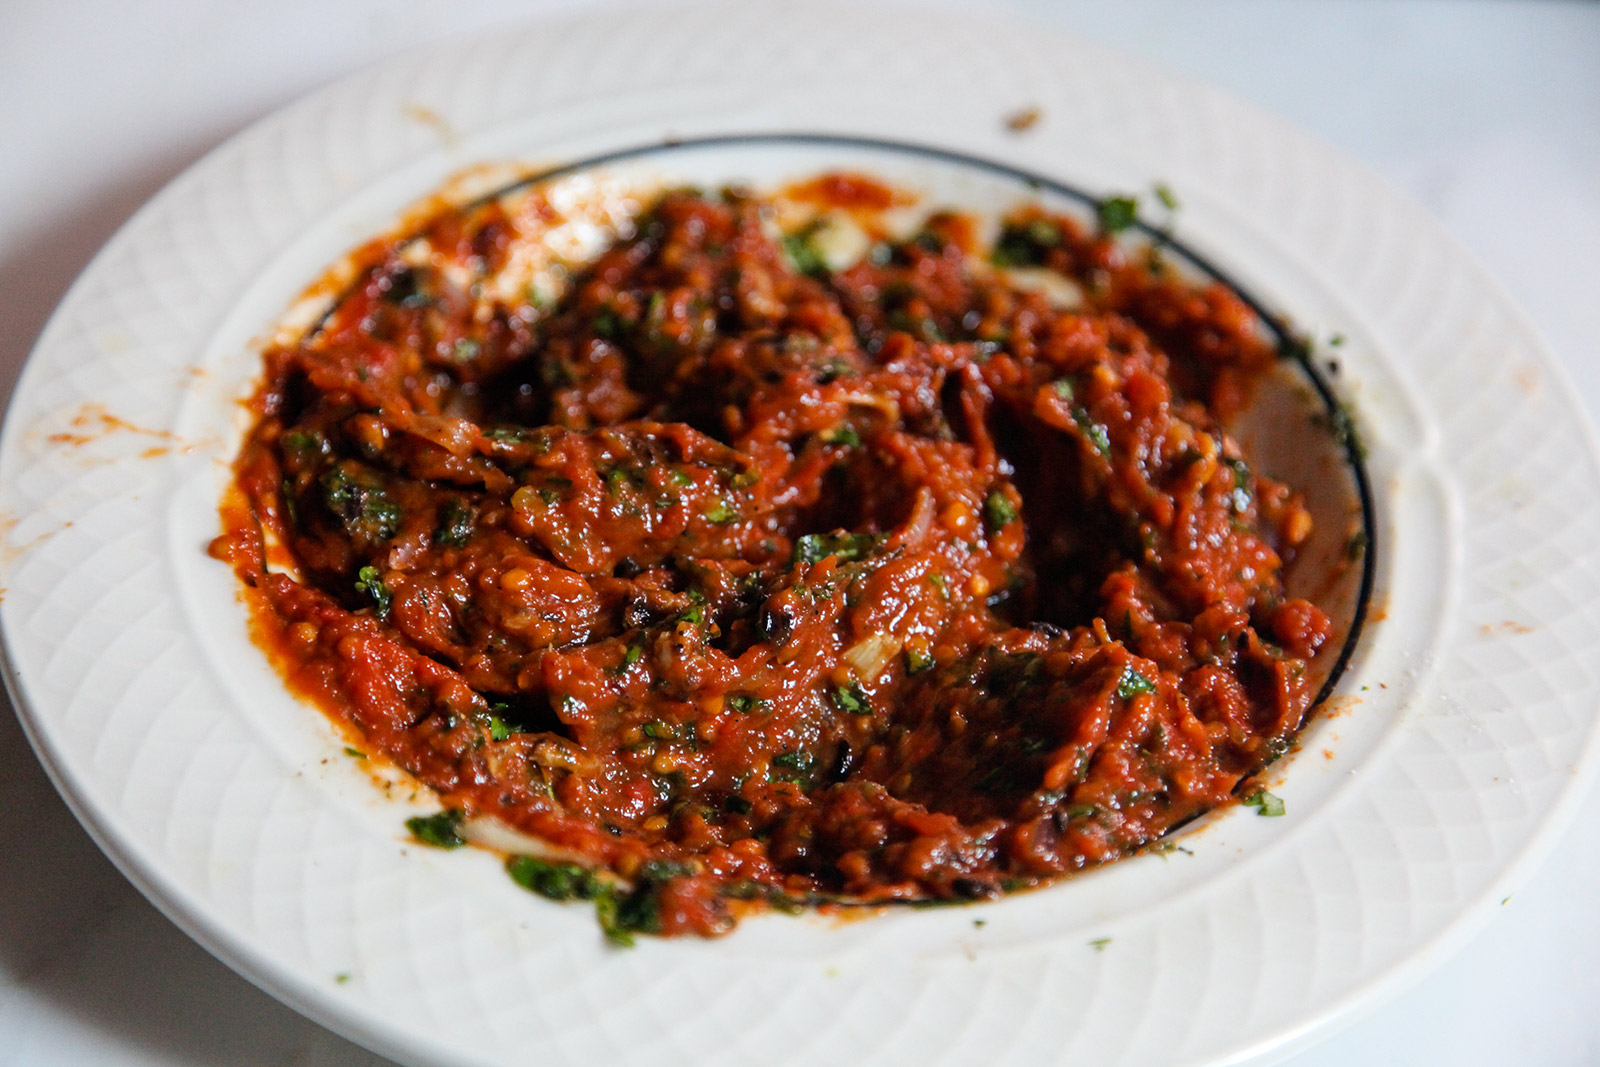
305 130 1377 716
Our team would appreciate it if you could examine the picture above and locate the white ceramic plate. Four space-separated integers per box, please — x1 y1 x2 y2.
5 5 1600 1065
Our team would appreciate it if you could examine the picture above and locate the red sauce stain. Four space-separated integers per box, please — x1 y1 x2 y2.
403 103 457 147
46 403 187 450
781 171 910 212
1315 692 1363 720
0 512 66 570
1363 593 1389 624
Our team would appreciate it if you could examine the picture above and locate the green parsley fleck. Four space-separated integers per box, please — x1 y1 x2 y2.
1072 406 1113 456
830 683 871 716
822 423 861 447
506 855 605 901
1242 788 1286 817
1116 668 1157 700
406 809 465 849
1096 195 1139 234
781 227 826 276
984 489 1018 533
321 466 402 543
433 498 475 547
1088 936 1112 952
991 218 1062 267
354 565 392 618
770 749 818 782
793 531 878 566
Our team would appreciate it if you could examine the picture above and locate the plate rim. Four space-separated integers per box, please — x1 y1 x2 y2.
4 5 1600 1066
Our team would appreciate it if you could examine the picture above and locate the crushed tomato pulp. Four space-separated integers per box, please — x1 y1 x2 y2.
212 171 1338 941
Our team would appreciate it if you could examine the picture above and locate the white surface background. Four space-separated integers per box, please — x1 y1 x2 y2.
2 1 1597 1064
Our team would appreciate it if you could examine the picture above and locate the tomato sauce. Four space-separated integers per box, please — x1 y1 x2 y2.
212 173 1334 941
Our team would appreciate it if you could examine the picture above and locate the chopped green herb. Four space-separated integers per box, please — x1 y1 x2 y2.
822 423 861 447
406 809 465 848
1072 407 1112 456
281 429 322 455
703 502 739 525
596 884 661 947
433 498 475 547
344 746 366 759
991 218 1062 267
354 565 392 618
1051 378 1074 401
771 749 818 781
279 479 299 525
781 227 826 276
669 468 693 487
817 355 855 384
1317 403 1368 463
1116 668 1157 700
905 645 934 674
984 489 1018 532
485 426 545 444
486 715 512 742
321 466 402 542
1242 788 1286 817
793 531 878 566
1223 457 1253 513
1096 195 1139 234
830 683 871 716
506 855 605 901
1088 936 1112 951
1154 182 1180 211
1276 333 1313 363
